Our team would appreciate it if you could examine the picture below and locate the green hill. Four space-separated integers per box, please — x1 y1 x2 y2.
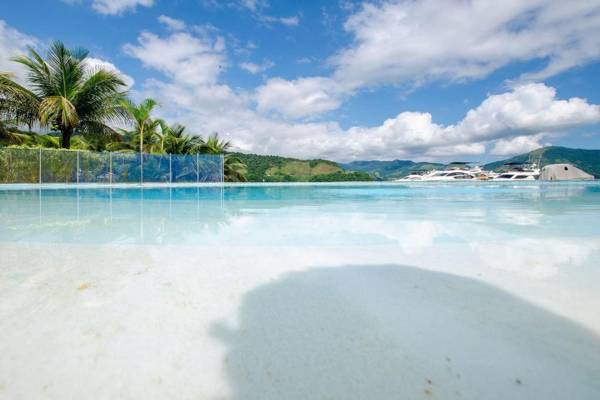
484 146 600 178
230 153 372 182
340 160 444 180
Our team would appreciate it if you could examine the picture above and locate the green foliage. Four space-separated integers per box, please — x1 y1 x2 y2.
309 171 373 182
200 134 232 155
119 98 161 153
230 152 372 182
163 124 203 155
224 154 248 182
229 153 289 181
0 124 247 182
0 72 39 128
0 147 40 183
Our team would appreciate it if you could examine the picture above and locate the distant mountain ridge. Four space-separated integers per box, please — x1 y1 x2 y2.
340 160 444 180
484 146 600 178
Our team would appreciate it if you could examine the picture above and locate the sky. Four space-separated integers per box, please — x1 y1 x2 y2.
2 0 600 162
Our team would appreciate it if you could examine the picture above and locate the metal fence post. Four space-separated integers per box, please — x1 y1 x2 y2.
109 152 113 185
197 153 200 183
169 153 172 184
140 151 144 186
221 154 225 184
39 148 42 185
76 150 80 185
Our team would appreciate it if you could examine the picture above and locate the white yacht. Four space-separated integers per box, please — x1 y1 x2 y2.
398 170 430 181
491 162 540 181
397 162 493 181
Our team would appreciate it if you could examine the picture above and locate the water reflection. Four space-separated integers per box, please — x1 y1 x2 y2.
0 183 599 249
0 187 229 244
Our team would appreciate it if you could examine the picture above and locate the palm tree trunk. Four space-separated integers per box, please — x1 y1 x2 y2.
61 128 72 149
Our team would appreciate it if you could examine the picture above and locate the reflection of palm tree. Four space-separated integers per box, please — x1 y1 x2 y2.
1 42 128 148
223 155 248 182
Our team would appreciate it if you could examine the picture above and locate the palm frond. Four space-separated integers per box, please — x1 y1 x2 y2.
224 154 248 182
0 72 40 127
200 133 232 154
39 96 79 128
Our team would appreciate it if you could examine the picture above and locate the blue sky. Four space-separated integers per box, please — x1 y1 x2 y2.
2 0 600 162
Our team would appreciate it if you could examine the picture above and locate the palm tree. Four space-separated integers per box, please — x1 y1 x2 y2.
0 41 128 148
120 98 160 153
163 123 203 154
0 72 39 130
199 133 232 154
199 133 247 182
224 154 248 182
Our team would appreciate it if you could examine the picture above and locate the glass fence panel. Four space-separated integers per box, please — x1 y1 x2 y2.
171 154 198 183
111 152 141 183
142 153 170 183
40 149 77 183
0 148 223 184
79 151 110 183
0 148 40 183
198 155 223 182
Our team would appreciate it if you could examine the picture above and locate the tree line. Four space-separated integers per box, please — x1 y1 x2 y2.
0 41 247 182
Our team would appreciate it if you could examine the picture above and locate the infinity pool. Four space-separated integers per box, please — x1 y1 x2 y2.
1 182 599 399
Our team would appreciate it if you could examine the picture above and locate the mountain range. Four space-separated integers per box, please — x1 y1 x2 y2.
235 146 598 181
341 147 599 180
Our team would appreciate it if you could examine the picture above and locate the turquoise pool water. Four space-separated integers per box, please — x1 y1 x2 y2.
2 182 599 245
1 182 599 399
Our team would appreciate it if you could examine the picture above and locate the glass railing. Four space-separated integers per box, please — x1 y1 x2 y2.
0 148 224 184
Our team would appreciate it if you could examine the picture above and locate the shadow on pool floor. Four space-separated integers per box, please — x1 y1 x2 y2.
211 265 600 400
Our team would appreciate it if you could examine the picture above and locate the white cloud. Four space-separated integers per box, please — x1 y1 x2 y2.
158 15 186 31
239 60 274 75
123 31 226 86
0 20 38 82
330 0 600 91
279 16 300 26
84 57 135 88
123 20 598 161
140 73 600 161
491 134 549 156
233 0 299 27
239 62 260 74
254 1 600 121
238 0 267 12
255 77 342 118
91 0 154 15
351 83 600 158
455 83 600 143
259 15 301 27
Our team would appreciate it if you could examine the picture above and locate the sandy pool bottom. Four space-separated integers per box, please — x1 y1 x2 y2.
1 242 599 400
